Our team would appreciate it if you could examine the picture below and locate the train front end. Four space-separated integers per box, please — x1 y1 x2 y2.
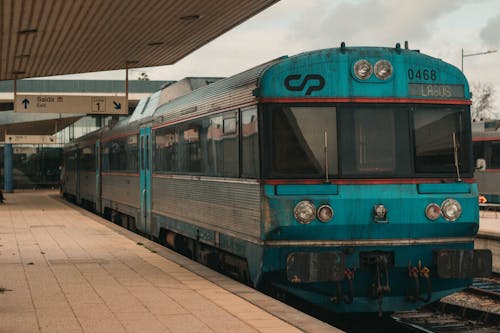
256 45 492 313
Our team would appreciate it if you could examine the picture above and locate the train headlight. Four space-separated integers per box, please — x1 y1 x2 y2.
374 60 393 80
294 201 316 224
317 205 334 223
353 59 372 80
425 203 441 221
373 204 388 222
441 199 462 221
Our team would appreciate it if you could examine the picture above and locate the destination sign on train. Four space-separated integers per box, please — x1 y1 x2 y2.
408 83 464 99
14 95 128 115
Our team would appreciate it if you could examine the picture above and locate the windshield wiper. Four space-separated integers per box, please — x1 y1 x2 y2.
452 132 462 182
324 130 330 184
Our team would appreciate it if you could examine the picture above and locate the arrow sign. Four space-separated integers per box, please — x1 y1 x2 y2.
15 95 127 115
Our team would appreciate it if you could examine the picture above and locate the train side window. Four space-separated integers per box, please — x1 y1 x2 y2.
128 135 139 172
489 142 500 168
80 146 95 171
154 126 178 172
473 141 485 161
204 111 239 177
65 151 77 172
241 107 259 178
180 121 202 173
102 135 138 172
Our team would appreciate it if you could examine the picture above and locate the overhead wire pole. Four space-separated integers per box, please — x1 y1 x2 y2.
126 62 129 113
461 48 497 71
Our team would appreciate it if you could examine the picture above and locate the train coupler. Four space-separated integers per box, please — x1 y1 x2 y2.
365 254 392 316
407 260 432 303
329 268 355 304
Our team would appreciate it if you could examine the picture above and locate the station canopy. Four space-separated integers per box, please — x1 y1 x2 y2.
0 0 279 81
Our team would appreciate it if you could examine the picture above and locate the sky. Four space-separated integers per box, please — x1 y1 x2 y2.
55 0 500 114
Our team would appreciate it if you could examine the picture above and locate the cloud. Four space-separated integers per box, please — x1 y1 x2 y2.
480 13 500 45
289 0 476 49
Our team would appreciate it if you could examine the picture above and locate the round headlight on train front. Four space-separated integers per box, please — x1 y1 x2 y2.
441 199 462 222
294 201 316 224
317 205 334 223
425 203 441 221
374 60 393 80
353 59 373 80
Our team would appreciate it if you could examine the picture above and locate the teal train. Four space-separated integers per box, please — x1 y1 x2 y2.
62 43 492 314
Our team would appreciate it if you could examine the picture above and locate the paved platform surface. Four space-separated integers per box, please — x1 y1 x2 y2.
477 210 500 273
0 190 341 333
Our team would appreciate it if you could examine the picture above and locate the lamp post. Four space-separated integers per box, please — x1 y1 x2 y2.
461 48 497 71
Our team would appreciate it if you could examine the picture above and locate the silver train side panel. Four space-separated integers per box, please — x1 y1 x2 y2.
64 169 78 197
475 170 500 195
151 177 262 242
101 174 140 214
78 171 96 204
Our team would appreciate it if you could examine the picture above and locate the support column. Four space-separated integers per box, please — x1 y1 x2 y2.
4 143 13 192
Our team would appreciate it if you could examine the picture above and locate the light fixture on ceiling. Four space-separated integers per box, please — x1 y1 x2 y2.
180 14 200 21
18 28 38 34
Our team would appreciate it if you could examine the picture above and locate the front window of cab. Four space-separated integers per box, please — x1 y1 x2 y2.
262 104 471 179
413 107 470 175
263 105 338 178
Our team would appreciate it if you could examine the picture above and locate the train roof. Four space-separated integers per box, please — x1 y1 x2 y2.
151 57 285 126
257 46 468 99
67 45 471 146
149 45 469 128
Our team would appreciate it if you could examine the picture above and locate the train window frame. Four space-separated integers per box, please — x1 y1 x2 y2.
412 105 472 177
261 103 339 179
339 104 411 178
240 106 260 179
101 134 139 173
152 110 240 177
79 146 95 172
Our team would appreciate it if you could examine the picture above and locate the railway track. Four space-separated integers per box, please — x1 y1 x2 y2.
390 276 500 333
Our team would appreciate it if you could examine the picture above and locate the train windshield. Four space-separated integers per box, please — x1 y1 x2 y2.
263 104 471 178
413 106 470 175
263 105 338 178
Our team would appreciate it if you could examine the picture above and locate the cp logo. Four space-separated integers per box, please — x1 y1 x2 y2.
284 74 325 95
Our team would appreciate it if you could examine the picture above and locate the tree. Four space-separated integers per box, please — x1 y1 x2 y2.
471 82 496 121
137 72 150 81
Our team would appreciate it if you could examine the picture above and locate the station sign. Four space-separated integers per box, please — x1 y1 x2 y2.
5 134 57 144
14 95 128 115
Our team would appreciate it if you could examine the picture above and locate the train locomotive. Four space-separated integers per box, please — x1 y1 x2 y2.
62 43 492 314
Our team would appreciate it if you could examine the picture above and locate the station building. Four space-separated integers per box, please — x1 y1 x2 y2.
0 79 170 189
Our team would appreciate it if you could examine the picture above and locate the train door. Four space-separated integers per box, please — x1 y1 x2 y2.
95 139 102 213
139 127 152 233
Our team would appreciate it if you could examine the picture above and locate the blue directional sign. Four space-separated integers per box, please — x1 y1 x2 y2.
113 101 122 110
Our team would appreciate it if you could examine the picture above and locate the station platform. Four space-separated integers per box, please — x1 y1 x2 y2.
0 190 340 333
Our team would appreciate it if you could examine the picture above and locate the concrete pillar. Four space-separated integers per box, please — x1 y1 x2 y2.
4 143 13 192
